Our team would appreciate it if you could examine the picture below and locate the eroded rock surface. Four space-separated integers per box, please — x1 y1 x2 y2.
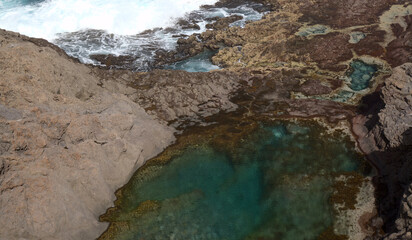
352 63 412 240
385 15 412 68
0 0 412 239
0 29 176 240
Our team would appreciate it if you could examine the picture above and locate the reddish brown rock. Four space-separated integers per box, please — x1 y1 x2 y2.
353 26 386 57
298 79 333 96
298 0 398 28
288 33 353 71
352 63 412 240
385 15 412 67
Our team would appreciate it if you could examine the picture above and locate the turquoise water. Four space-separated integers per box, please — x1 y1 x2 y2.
101 122 367 240
348 60 378 91
164 50 220 72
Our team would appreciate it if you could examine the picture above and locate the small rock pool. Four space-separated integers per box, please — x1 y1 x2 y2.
348 60 378 91
99 121 370 240
164 50 220 72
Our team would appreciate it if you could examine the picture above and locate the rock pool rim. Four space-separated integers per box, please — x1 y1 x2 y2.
97 116 372 240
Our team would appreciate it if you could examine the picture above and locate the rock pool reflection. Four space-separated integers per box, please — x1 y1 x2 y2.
99 121 369 240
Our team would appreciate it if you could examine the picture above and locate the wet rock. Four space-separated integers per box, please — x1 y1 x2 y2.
154 35 206 67
283 99 355 123
211 0 274 11
206 15 244 30
89 54 138 69
176 19 201 30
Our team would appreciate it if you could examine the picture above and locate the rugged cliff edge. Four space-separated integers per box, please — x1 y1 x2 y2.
353 64 412 240
1 0 412 239
0 25 249 239
0 30 177 240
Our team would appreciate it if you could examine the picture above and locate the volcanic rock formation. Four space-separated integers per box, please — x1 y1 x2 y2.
0 0 412 239
353 63 412 240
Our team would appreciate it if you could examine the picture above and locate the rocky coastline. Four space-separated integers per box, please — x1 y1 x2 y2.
0 0 411 239
353 64 412 240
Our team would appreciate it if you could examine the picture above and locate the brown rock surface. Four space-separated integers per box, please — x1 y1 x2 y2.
205 15 243 30
128 70 245 123
297 0 397 28
1 0 412 239
0 27 254 239
352 63 412 240
89 54 138 70
0 29 176 240
164 0 410 76
385 15 412 68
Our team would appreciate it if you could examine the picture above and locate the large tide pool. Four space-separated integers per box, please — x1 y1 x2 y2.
99 121 370 240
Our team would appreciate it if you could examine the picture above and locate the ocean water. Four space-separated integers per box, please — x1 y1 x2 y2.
0 0 265 71
0 0 219 38
100 122 368 240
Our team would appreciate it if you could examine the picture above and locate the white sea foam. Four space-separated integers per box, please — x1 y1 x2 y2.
0 0 265 71
0 0 219 40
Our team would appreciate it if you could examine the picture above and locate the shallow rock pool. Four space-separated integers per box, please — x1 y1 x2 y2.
100 121 370 240
164 50 220 72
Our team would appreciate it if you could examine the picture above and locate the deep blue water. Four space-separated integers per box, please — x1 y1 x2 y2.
101 122 366 240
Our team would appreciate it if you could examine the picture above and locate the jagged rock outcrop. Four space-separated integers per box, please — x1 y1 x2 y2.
352 63 412 240
128 70 245 124
379 65 412 149
380 64 412 240
0 0 411 239
0 26 254 239
385 15 412 68
0 29 176 240
89 68 246 127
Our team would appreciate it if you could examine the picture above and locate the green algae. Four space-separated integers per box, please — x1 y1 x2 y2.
99 121 369 240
